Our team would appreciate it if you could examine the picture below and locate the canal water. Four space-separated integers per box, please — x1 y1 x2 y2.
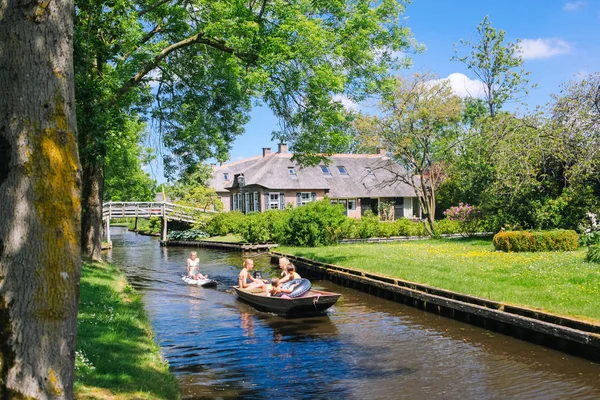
106 227 600 399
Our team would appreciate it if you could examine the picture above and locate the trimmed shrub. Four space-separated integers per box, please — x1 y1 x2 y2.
493 230 579 252
283 200 346 246
205 211 246 236
586 245 600 263
391 218 426 236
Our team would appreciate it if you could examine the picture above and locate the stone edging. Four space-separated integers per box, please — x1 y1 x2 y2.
270 251 600 362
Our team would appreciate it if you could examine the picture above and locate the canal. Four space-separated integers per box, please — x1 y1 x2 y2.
106 227 600 399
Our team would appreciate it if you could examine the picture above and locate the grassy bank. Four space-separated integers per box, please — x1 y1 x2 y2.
76 261 179 399
203 235 244 243
279 237 600 322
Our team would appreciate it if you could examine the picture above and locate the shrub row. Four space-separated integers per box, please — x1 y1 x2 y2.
493 230 579 252
196 200 479 247
167 229 209 241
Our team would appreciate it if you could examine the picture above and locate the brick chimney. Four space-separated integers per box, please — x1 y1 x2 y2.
376 147 386 156
278 143 288 154
262 147 272 157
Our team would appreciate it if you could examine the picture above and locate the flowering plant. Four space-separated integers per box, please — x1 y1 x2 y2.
579 212 600 246
443 203 481 236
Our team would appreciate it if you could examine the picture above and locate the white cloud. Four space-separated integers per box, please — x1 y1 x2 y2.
332 94 360 112
518 38 572 59
564 1 586 11
430 73 486 99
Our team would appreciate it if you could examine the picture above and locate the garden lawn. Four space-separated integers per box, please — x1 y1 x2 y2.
279 237 600 323
75 261 179 399
203 235 244 243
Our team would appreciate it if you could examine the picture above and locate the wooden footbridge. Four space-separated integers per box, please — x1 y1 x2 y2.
102 201 214 241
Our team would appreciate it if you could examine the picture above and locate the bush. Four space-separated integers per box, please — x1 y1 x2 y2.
205 211 246 236
238 213 271 243
493 230 579 252
340 218 361 239
443 203 482 235
167 230 209 241
586 245 600 263
435 219 462 235
282 200 346 246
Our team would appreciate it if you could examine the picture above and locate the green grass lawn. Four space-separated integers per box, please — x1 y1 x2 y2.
75 262 180 399
279 237 600 322
203 235 244 243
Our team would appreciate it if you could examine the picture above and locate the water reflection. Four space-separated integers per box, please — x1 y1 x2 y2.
107 227 600 400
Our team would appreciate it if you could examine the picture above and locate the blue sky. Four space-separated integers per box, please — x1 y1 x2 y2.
150 0 599 182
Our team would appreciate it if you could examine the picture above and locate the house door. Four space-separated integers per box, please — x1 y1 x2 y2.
360 198 370 216
394 197 404 220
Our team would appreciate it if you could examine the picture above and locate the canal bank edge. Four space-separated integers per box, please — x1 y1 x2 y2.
270 251 600 363
161 239 277 251
76 261 180 399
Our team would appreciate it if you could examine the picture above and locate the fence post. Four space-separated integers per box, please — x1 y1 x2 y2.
162 202 167 241
106 202 112 243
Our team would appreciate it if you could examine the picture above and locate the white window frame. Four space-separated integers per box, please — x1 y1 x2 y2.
269 192 280 210
254 191 259 212
288 167 296 176
223 173 229 180
237 193 243 211
320 165 330 174
337 166 348 175
299 192 313 206
232 193 238 210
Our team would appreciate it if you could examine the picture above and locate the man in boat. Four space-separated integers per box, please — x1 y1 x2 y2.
238 259 266 291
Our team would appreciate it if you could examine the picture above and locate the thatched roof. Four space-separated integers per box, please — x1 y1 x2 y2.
211 151 417 198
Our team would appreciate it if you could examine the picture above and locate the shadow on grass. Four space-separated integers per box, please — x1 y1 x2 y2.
76 263 179 399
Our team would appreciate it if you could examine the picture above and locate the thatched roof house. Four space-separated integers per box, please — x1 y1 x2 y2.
209 144 422 219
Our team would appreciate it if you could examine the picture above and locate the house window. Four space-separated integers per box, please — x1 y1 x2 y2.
223 173 229 180
366 167 374 176
245 193 250 213
299 192 313 206
254 191 259 212
348 199 357 211
269 193 280 210
232 193 238 210
337 166 348 175
238 193 243 211
288 167 296 176
320 165 330 174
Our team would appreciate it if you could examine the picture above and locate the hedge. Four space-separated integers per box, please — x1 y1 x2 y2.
493 230 579 252
586 245 600 263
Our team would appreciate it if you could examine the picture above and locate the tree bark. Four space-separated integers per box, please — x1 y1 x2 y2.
0 0 81 397
81 159 104 261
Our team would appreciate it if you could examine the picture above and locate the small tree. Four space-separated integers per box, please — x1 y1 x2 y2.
453 16 534 117
355 73 463 235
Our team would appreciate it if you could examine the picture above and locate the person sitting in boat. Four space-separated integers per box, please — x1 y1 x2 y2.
187 251 207 279
277 264 301 286
278 257 291 277
265 277 279 296
270 279 301 297
238 259 266 291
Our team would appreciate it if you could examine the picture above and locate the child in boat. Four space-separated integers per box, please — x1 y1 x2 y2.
265 277 279 296
238 259 266 290
270 279 301 297
187 251 207 279
278 264 301 286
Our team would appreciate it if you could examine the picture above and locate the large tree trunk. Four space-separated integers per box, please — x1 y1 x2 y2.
81 159 104 261
0 0 81 397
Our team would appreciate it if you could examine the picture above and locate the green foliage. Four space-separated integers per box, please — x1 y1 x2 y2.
493 230 579 252
167 230 209 241
283 200 347 247
147 217 162 234
434 219 462 235
443 203 482 235
586 245 600 264
104 119 157 201
205 211 246 236
453 15 533 117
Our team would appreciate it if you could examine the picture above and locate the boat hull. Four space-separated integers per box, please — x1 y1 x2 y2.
233 286 340 316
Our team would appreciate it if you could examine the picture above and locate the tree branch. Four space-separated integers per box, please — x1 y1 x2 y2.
138 0 172 18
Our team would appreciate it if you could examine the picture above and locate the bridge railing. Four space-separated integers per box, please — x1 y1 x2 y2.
102 201 215 224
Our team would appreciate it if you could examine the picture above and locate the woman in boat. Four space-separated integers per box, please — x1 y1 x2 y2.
278 257 291 277
238 259 266 290
187 251 207 279
277 264 301 286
